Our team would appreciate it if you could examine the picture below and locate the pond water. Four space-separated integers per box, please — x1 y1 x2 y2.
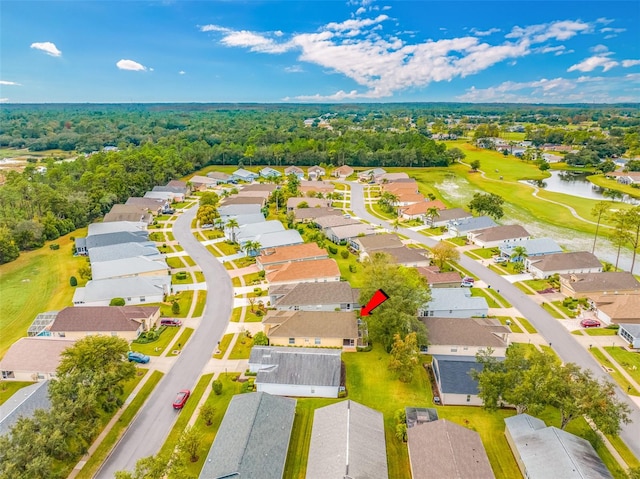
521 170 638 204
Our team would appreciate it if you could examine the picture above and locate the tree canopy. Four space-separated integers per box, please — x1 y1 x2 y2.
468 193 505 219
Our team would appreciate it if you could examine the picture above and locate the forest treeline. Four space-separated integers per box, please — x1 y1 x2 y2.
0 103 638 265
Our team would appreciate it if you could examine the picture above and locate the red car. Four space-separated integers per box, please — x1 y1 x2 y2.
580 318 601 328
173 389 190 409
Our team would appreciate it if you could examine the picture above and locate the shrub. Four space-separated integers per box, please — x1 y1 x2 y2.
172 301 180 315
110 297 126 306
49 243 60 250
253 331 269 346
340 250 349 259
176 271 188 280
257 270 265 279
69 276 78 287
349 264 357 273
212 380 223 395
328 245 338 255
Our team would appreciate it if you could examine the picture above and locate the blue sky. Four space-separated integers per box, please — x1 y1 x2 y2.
1 1 639 103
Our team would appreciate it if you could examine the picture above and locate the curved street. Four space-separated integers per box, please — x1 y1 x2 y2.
348 181 640 459
96 205 233 478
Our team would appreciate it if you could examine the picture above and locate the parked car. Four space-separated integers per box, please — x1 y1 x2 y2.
161 318 182 327
128 351 150 364
494 257 507 264
580 318 601 328
163 209 175 215
461 277 475 287
173 389 191 409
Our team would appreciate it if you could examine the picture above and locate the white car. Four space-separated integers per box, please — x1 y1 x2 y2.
494 257 507 264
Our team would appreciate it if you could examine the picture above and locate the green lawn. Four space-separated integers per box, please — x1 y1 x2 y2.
194 271 205 282
541 302 565 319
183 256 196 267
495 317 523 334
166 232 175 241
149 232 165 242
590 349 639 396
166 256 185 268
214 334 233 359
470 287 501 308
242 272 264 286
513 282 535 295
484 288 512 308
207 244 222 257
167 328 195 357
515 317 537 334
578 328 618 336
216 241 240 256
327 244 364 287
131 326 180 356
172 272 194 285
520 278 554 292
604 346 640 386
468 248 498 259
75 371 164 479
0 381 35 405
193 290 207 317
234 256 256 268
228 334 254 359
0 227 88 359
551 300 578 318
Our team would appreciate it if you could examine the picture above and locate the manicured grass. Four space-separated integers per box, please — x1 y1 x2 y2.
590 349 639 395
551 300 578 318
445 236 467 246
327 244 364 287
606 434 640 469
468 248 497 259
207 244 222 257
484 288 512 308
520 278 554 292
228 334 253 359
166 256 185 268
232 277 241 287
184 374 245 477
167 328 195 357
513 282 536 295
244 309 266 322
242 272 264 286
541 302 564 319
201 229 225 240
495 316 524 334
183 256 196 267
75 370 164 479
149 232 165 242
230 307 243 323
515 317 537 334
193 271 205 282
470 287 501 308
145 291 194 318
172 272 194 285
216 241 239 256
166 232 175 241
604 346 640 386
0 381 35 405
192 290 207 317
581 328 618 336
0 227 88 359
213 334 233 359
234 256 256 268
131 326 180 356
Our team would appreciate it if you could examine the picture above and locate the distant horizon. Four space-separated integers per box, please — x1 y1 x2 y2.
1 1 639 104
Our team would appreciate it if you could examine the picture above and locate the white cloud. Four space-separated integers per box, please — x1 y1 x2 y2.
591 44 609 53
356 7 366 15
470 27 500 37
0 98 8 103
116 59 147 71
179 70 186 75
568 55 618 72
30 41 62 57
600 27 625 34
0 80 21 86
202 15 603 99
284 65 304 73
622 60 640 68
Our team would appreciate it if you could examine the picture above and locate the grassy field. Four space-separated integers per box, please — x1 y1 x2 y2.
604 346 640 385
495 317 524 333
192 290 207 317
515 317 537 334
131 326 179 356
75 370 164 479
214 334 233 359
0 228 88 359
228 333 253 359
166 256 185 268
590 348 639 396
0 381 35 405
167 328 195 357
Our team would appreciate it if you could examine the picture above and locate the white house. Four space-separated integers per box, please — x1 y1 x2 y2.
72 276 170 307
419 288 489 318
526 251 602 279
467 224 530 248
308 165 326 180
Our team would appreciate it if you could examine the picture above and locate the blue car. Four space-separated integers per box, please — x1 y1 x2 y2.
128 351 150 364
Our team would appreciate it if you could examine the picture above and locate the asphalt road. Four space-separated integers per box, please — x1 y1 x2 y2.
349 181 640 459
96 205 233 478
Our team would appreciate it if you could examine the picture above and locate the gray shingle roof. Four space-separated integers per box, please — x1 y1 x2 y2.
293 207 343 221
326 223 376 240
422 317 509 349
499 237 562 257
81 231 150 251
560 272 640 293
50 306 159 332
218 203 262 217
468 224 530 242
236 220 285 241
199 392 296 479
505 414 613 479
434 208 472 222
433 355 486 395
72 276 170 304
425 288 489 313
0 381 51 437
448 216 497 234
314 215 360 229
272 282 359 307
355 234 403 250
0 338 76 374
87 221 147 237
91 256 168 280
89 242 162 264
249 346 342 388
375 246 428 264
247 230 304 249
306 400 388 479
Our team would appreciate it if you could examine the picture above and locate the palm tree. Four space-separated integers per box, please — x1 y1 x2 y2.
244 240 262 257
214 217 224 230
510 245 528 264
591 201 611 254
226 218 239 243
426 207 440 227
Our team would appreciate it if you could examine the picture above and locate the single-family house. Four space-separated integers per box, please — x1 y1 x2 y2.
230 168 259 182
332 165 354 178
0 338 76 381
286 197 331 211
526 251 603 279
88 242 163 265
467 224 530 248
379 172 409 183
349 233 402 257
284 165 305 179
75 231 151 256
421 317 510 357
314 215 360 231
91 256 169 281
0 381 50 436
358 168 386 181
504 414 612 479
306 400 388 479
559 272 640 298
220 195 266 207
198 392 296 479
431 355 495 406
293 207 343 223
218 203 262 217
499 238 563 260
308 165 326 180
262 310 359 350
395 192 426 206
166 179 190 194
588 294 640 324
260 166 282 179
325 223 376 244
143 190 177 202
270 281 359 311
416 267 462 288
399 200 447 221
188 175 217 190
125 196 167 215
234 220 285 243
224 213 265 228
266 258 341 286
248 346 342 398
299 180 334 195
619 324 640 349
104 205 154 224
241 183 278 193
248 230 304 251
407 419 495 479
151 185 186 202
206 171 231 184
429 208 473 228
87 221 147 237
447 216 497 237
419 288 489 318
257 243 328 270
49 306 160 341
375 247 430 267
72 276 170 307
382 179 418 194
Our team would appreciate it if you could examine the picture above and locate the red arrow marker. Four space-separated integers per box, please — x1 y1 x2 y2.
360 289 389 316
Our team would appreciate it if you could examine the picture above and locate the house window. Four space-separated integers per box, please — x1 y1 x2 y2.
289 338 295 344
140 297 145 302
127 297 132 302
294 305 299 311
304 338 309 343
315 338 321 345
451 347 458 352
466 395 471 403
429 311 434 317
58 332 65 338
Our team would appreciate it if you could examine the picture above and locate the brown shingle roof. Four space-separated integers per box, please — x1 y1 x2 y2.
417 268 462 285
400 200 447 216
286 197 331 209
266 258 340 284
220 195 265 206
273 282 359 307
529 251 602 272
293 207 343 221
590 295 640 322
0 337 76 373
49 306 159 332
264 310 358 339
560 272 640 293
299 181 334 193
375 246 428 265
469 224 530 242
407 419 495 479
422 317 509 348
240 183 277 192
355 234 403 251
259 243 328 265
315 215 360 229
